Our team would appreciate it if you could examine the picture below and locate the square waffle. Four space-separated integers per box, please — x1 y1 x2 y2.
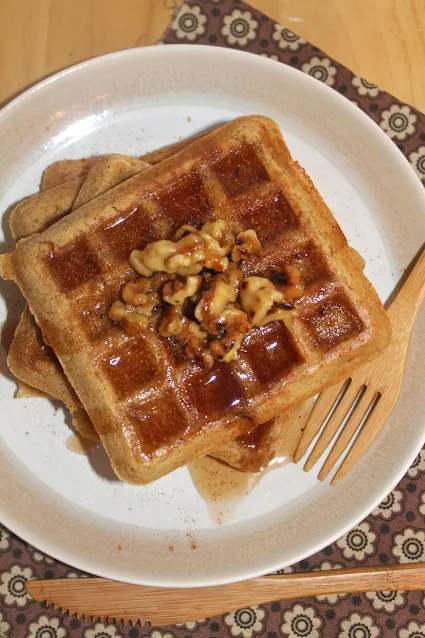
8 154 152 441
39 132 208 192
2 116 390 484
9 148 290 469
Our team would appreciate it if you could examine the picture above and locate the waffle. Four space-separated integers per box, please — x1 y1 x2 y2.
2 116 390 484
8 305 97 440
214 416 289 472
40 131 208 191
8 155 151 441
10 147 289 470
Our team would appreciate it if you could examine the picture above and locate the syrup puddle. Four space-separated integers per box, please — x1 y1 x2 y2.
189 456 261 524
188 398 315 524
268 398 315 468
66 434 99 456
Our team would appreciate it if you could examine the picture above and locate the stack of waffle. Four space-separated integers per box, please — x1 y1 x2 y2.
1 116 390 484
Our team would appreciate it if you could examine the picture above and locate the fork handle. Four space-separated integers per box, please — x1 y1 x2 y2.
388 246 425 323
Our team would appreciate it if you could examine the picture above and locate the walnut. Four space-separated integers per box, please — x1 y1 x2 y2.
194 274 238 330
121 218 298 366
184 326 214 368
130 240 178 277
121 279 150 305
135 292 161 317
162 275 202 306
240 276 294 327
259 305 295 327
166 230 228 274
158 306 186 337
172 224 198 241
108 300 148 335
231 229 262 263
158 306 213 367
130 226 228 278
209 307 250 362
119 280 161 317
268 265 304 302
226 262 244 289
201 219 235 255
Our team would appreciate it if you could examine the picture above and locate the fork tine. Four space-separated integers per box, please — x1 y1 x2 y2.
294 379 348 463
318 385 377 481
330 390 383 485
303 382 365 472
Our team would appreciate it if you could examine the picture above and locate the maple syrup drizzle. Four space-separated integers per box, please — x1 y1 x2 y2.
188 398 315 524
268 397 315 468
188 456 261 525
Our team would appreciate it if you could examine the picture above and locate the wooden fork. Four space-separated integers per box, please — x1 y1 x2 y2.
294 247 425 485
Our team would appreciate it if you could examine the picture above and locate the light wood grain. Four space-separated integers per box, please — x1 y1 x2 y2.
1 1 425 111
294 247 425 484
26 563 425 624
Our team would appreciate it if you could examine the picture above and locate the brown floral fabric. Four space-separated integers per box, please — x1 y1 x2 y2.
1 1 425 637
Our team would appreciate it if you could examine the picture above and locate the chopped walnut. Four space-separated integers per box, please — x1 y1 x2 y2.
268 265 304 302
111 218 300 366
130 225 228 277
119 280 160 317
201 219 235 255
209 307 250 362
166 229 228 274
135 292 161 317
240 276 293 327
231 229 262 263
158 306 213 367
108 300 148 335
130 240 178 277
260 305 295 327
121 279 150 304
158 305 186 337
163 275 202 306
172 224 198 241
184 321 214 368
226 261 244 289
195 274 238 329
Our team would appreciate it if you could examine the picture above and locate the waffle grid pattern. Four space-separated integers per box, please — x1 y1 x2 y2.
42 132 362 457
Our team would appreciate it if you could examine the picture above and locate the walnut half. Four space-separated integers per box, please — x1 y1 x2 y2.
240 276 294 327
231 229 262 263
130 225 229 278
108 300 148 335
209 307 250 363
158 306 213 367
268 264 305 303
163 275 202 306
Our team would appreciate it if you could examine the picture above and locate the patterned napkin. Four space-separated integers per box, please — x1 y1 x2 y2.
1 1 425 637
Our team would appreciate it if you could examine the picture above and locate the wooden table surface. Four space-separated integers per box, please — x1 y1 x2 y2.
1 0 425 112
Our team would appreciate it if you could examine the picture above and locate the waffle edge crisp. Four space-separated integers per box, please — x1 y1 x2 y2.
1 116 391 484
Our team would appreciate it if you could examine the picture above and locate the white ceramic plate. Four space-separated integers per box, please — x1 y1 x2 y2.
1 45 424 587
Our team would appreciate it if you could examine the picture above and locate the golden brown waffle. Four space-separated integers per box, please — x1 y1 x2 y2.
11 157 150 242
214 419 284 472
214 400 315 472
40 131 209 191
8 155 152 441
10 146 288 470
2 116 390 484
8 306 97 440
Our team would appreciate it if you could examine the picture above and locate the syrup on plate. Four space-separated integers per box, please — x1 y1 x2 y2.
188 398 314 523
